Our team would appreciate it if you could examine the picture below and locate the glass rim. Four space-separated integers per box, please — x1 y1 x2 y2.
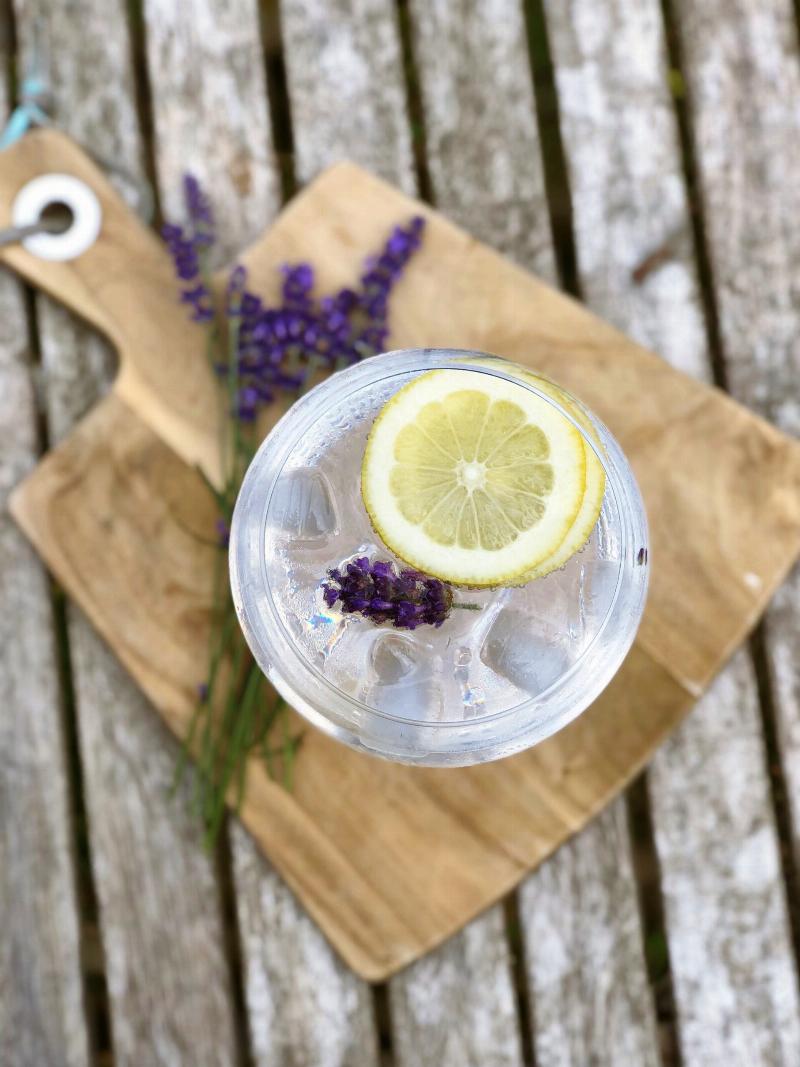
230 348 649 761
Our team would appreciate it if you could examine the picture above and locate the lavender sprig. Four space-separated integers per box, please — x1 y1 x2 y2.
165 174 427 845
323 558 478 630
161 174 217 323
177 214 426 422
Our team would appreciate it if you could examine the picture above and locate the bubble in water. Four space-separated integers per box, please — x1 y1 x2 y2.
269 469 338 542
480 608 572 696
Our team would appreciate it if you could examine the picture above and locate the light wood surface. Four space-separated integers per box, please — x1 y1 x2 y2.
2 0 800 1058
664 0 800 1060
543 0 800 1061
519 805 660 1066
674 0 800 873
406 2 659 1063
7 128 800 978
282 0 415 193
0 27 90 1067
388 905 524 1067
408 0 556 273
650 652 800 1063
142 0 383 1061
11 2 242 1064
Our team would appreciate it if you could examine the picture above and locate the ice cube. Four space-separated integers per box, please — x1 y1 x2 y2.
371 679 445 721
480 608 572 696
366 633 443 720
370 633 420 684
268 469 338 542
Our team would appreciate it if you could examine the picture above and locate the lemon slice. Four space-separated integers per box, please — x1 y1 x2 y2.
361 369 587 586
461 357 606 580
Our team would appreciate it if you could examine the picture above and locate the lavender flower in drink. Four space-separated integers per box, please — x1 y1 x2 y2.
322 557 478 631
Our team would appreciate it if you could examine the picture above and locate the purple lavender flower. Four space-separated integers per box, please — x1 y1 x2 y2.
322 557 454 630
162 172 217 322
183 174 214 246
281 263 314 311
215 517 230 548
164 176 426 420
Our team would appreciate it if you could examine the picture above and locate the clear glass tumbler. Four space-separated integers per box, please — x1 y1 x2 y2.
230 348 648 766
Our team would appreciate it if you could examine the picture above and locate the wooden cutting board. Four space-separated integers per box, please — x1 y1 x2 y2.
5 130 800 980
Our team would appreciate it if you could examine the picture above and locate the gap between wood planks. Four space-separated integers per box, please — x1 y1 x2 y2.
259 0 298 200
750 627 800 972
521 0 580 298
657 0 728 393
394 0 432 204
659 0 800 990
126 0 163 230
626 778 684 1067
21 262 115 1062
216 828 258 1067
503 894 538 1067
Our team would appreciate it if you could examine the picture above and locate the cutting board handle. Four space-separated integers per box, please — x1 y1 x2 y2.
0 129 222 483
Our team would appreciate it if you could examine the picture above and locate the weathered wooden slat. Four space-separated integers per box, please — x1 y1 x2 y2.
543 0 800 1061
671 0 800 850
518 806 659 1066
408 0 556 274
12 2 241 1063
142 2 381 1062
649 652 800 1062
280 1 526 1060
669 0 800 1058
388 906 523 1067
0 59 91 1067
231 830 379 1067
281 0 416 192
407 2 660 1062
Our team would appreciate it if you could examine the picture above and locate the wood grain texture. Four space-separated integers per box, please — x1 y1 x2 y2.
408 0 555 275
671 0 800 438
543 0 707 379
143 0 279 246
519 804 659 1067
142 2 383 1061
407 1 657 1061
544 1 800 1060
670 4 800 1024
0 74 90 1067
12 3 241 1064
8 153 800 980
648 652 800 1063
281 0 415 192
388 905 523 1067
231 829 379 1067
279 3 523 1055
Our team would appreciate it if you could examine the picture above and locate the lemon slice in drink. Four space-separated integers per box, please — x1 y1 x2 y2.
361 369 587 586
462 358 607 581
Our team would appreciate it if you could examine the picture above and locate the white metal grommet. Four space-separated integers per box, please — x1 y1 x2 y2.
11 173 102 261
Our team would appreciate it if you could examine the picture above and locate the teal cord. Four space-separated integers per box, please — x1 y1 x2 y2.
0 74 53 150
